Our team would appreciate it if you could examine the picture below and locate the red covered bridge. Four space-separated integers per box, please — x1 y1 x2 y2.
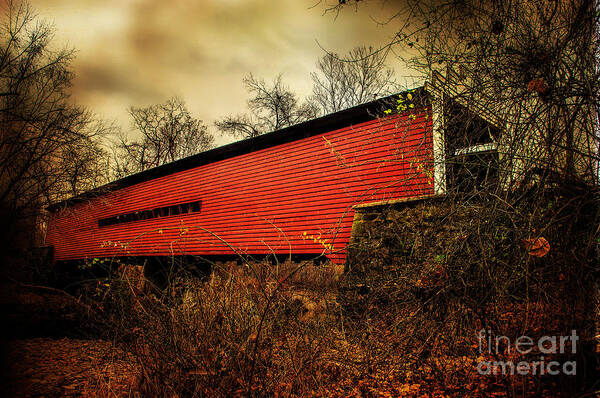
46 86 460 265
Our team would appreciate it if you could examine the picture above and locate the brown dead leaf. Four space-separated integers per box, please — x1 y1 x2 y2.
521 237 550 257
527 77 549 95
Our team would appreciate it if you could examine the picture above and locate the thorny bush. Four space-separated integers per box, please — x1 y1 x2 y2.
90 259 347 397
344 179 600 396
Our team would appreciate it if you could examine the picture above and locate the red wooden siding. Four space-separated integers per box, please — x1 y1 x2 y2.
46 107 434 264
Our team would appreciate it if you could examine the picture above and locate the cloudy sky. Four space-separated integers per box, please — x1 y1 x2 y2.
30 0 419 146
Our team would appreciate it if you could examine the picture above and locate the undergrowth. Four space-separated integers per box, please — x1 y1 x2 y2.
76 182 600 397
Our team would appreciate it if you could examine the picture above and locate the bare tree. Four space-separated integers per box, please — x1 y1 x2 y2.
113 97 214 178
216 74 319 139
59 124 111 197
310 46 397 114
0 0 109 248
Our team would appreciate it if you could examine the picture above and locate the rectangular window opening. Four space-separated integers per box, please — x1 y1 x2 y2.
98 199 203 228
444 99 501 193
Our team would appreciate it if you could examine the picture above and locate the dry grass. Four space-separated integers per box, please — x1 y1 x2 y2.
92 259 350 396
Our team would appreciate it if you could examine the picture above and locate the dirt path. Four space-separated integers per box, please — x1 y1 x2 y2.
1 337 140 397
0 282 141 397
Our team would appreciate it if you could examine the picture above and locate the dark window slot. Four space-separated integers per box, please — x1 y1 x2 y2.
191 201 201 212
98 200 203 228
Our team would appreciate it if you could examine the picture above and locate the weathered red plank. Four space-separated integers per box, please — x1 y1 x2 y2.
46 107 434 264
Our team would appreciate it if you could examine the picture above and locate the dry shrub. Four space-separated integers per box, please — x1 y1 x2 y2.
344 182 600 396
93 258 346 397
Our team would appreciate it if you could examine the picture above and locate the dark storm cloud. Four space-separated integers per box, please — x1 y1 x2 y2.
74 61 163 101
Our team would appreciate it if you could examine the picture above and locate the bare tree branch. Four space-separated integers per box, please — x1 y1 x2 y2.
113 97 214 179
215 74 319 139
311 45 398 114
